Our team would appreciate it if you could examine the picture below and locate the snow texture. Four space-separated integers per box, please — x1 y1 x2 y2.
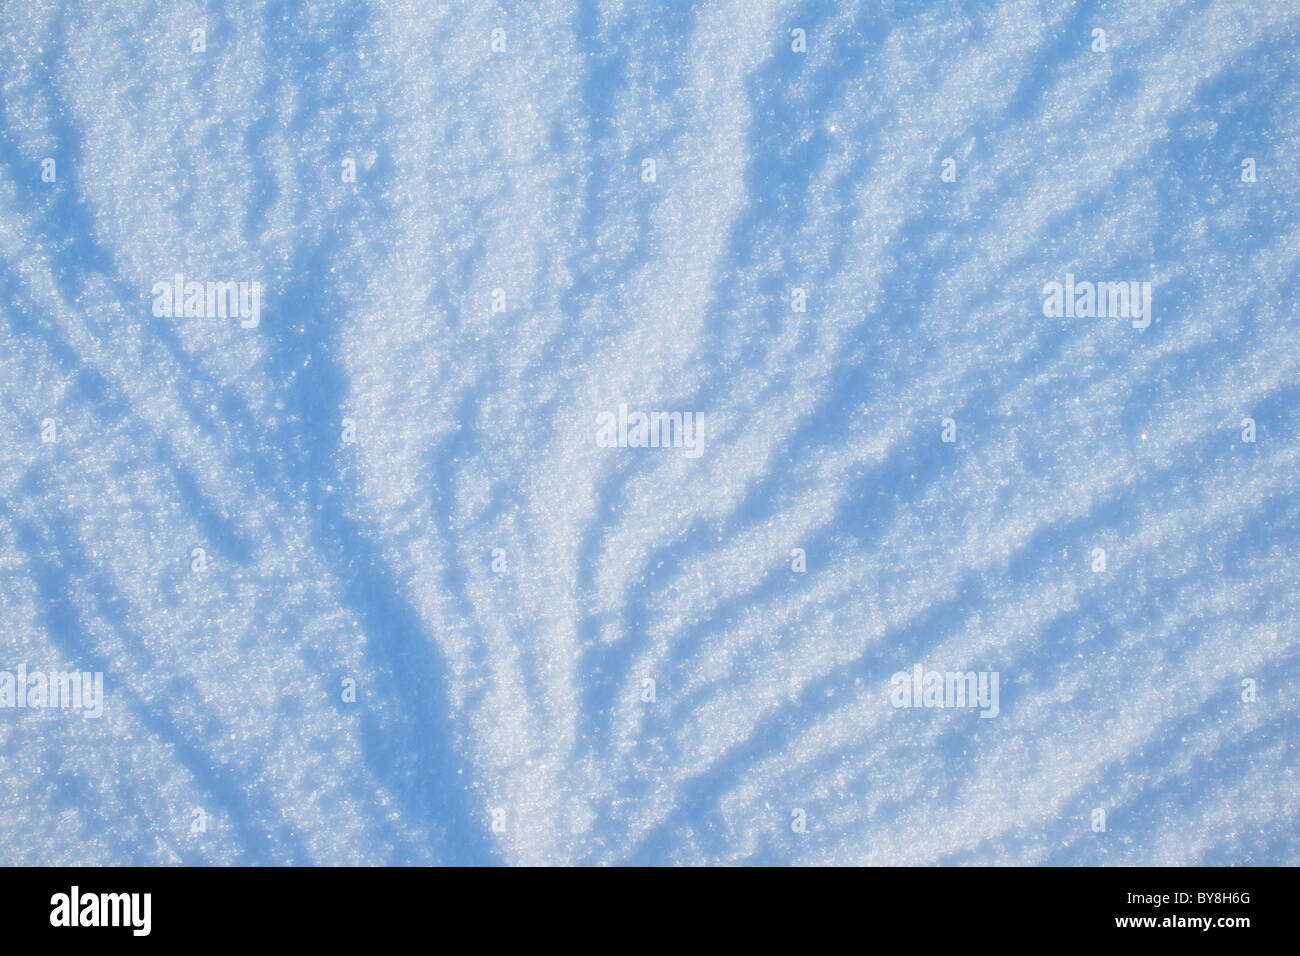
0 0 1298 865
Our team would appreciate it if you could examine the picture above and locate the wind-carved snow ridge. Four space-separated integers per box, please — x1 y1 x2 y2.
0 0 1297 865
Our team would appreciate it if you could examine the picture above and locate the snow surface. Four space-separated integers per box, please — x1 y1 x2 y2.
0 0 1297 865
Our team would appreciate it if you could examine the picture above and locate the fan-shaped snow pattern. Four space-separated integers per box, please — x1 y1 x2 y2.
1 0 1298 866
